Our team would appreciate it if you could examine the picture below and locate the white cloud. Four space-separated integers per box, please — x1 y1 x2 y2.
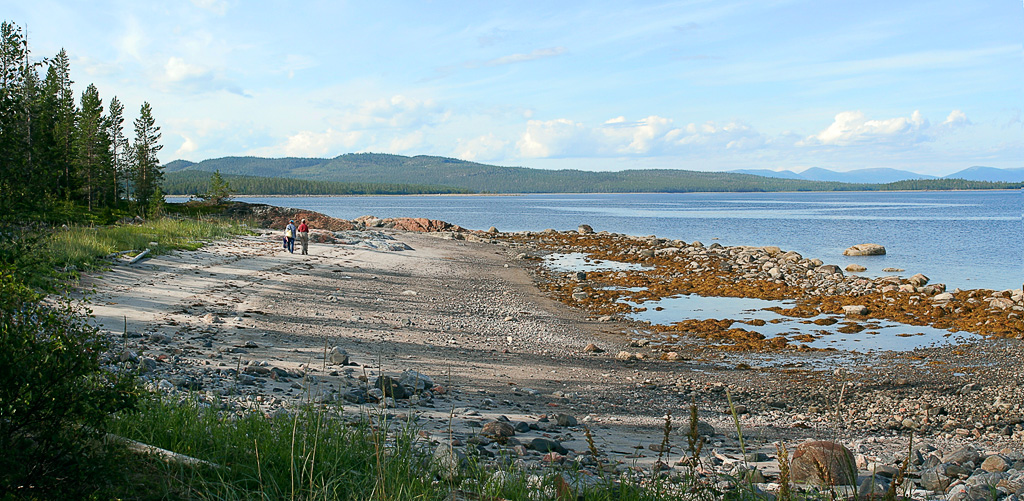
175 135 198 156
281 129 363 157
453 134 510 162
516 118 593 158
388 131 424 153
165 57 208 82
941 109 970 127
666 121 766 151
601 115 675 154
342 95 447 130
802 110 928 146
482 47 567 67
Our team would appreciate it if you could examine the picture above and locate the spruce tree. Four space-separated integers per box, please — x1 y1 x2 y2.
129 101 162 213
106 96 128 206
74 84 112 211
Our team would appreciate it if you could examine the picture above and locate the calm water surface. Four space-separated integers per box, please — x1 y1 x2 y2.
236 191 1022 292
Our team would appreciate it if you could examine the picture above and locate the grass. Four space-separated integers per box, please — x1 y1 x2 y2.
94 391 803 501
2 217 253 289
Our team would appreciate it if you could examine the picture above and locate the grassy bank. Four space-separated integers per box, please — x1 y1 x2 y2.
2 216 253 289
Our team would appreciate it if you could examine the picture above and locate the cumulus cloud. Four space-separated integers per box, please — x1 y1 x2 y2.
941 109 970 127
454 134 511 162
600 115 676 154
281 129 363 157
667 121 766 150
165 57 207 82
802 110 928 146
175 135 198 157
160 56 249 96
516 118 593 158
343 95 447 130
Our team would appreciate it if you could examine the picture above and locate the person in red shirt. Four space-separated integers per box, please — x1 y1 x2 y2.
297 219 310 255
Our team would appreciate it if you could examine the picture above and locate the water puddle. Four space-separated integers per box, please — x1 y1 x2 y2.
542 253 650 273
625 294 981 352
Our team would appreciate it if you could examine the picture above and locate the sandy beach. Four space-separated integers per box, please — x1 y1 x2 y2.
78 223 1024 495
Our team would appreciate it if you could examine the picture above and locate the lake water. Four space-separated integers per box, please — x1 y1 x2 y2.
235 191 1021 293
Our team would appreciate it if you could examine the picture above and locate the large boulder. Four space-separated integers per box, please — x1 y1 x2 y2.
791 440 857 486
843 244 886 256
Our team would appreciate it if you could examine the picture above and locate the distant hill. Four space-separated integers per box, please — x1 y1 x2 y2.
162 170 471 196
730 167 938 183
163 154 1023 194
944 166 1024 183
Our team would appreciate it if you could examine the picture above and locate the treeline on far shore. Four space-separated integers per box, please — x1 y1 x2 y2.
164 169 1022 196
162 170 472 196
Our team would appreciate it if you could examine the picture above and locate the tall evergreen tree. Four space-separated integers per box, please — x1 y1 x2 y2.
0 21 33 215
106 96 128 205
41 49 77 201
74 84 111 211
129 101 162 212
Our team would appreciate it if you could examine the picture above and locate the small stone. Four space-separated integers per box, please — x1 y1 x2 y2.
615 351 636 361
555 413 578 427
843 305 868 315
583 343 604 353
528 437 568 455
981 455 1010 473
577 224 594 234
845 264 867 272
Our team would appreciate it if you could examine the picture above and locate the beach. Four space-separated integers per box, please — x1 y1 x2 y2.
78 219 1024 496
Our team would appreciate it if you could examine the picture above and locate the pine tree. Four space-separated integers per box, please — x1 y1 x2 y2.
0 22 34 215
38 49 77 201
106 96 128 205
129 101 163 213
74 84 112 211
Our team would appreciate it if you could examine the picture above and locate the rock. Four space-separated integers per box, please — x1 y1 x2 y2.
908 273 930 287
843 305 868 315
843 243 886 256
583 343 604 353
982 455 1010 473
845 264 867 272
571 292 588 300
482 420 516 438
678 420 716 437
432 442 467 480
528 437 568 455
487 226 498 233
202 313 222 324
943 446 980 465
790 440 857 486
577 224 594 234
816 264 844 276
882 267 905 272
374 375 408 399
328 347 349 365
555 413 578 427
399 370 434 392
663 351 685 361
919 465 953 492
933 292 955 302
615 351 636 361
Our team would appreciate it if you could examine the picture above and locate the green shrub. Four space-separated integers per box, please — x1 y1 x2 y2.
0 272 139 497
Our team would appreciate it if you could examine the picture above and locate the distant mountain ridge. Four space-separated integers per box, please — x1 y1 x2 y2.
163 153 1023 193
727 166 1024 183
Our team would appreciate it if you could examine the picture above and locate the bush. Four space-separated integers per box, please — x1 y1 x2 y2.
0 272 139 497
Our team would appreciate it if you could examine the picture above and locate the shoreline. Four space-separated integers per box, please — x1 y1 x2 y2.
78 209 1024 497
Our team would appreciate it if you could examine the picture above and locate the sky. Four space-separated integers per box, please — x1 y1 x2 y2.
4 0 1022 175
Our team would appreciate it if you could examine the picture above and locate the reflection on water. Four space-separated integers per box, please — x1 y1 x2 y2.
624 294 980 353
541 253 650 272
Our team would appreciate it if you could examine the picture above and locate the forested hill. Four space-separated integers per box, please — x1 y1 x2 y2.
165 154 1024 194
162 171 471 196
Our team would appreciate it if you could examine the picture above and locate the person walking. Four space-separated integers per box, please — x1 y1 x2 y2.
284 220 297 253
297 219 309 255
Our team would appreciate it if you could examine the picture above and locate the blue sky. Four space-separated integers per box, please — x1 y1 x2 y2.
5 0 1021 175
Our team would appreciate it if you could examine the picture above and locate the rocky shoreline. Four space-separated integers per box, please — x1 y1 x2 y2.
82 205 1023 499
